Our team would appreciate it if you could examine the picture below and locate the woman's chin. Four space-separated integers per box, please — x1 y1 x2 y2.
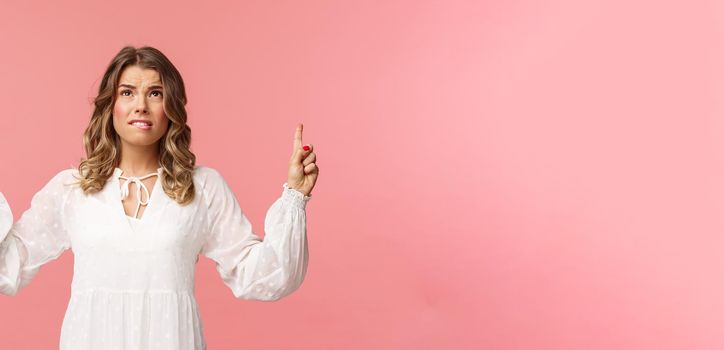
121 136 162 148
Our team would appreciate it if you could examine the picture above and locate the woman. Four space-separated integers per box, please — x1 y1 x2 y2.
0 46 319 349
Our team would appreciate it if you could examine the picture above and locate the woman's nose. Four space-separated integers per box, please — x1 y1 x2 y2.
134 96 148 113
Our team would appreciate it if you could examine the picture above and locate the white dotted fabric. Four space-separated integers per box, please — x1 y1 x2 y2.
0 166 310 349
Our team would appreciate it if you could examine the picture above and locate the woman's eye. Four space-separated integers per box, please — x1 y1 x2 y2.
151 91 163 97
120 89 132 96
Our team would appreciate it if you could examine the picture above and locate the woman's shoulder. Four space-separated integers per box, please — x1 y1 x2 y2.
192 165 226 185
193 165 220 178
192 166 235 203
53 166 82 187
30 166 83 196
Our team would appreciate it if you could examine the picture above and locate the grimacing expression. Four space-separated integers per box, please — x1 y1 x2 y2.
112 65 170 147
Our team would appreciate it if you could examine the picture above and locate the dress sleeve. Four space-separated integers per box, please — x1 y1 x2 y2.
0 169 73 296
199 168 311 301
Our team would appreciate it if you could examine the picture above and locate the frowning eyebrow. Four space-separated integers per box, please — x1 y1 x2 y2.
118 83 164 90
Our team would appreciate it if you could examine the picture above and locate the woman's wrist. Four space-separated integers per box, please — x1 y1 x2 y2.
284 182 311 197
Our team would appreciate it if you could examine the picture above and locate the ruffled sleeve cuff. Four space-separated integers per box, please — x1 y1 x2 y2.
0 192 13 243
281 183 311 210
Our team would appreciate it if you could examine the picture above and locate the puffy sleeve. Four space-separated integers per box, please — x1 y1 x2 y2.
199 168 311 301
0 169 73 296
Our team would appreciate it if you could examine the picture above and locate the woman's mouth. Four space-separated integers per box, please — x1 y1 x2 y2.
129 121 152 130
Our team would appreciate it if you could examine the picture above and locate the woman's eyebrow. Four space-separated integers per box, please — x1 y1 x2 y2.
118 83 164 90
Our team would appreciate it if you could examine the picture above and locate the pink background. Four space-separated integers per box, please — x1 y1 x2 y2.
1 0 724 348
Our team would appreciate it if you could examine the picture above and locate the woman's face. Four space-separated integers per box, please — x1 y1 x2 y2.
112 65 169 148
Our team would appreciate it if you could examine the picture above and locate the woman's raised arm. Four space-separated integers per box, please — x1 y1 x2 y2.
0 169 74 296
199 167 311 301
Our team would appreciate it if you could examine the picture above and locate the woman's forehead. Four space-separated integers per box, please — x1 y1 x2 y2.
119 65 162 85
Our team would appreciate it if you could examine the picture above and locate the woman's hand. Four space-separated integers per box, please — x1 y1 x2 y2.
287 123 318 197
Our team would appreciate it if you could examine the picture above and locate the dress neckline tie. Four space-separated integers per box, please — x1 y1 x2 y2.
118 170 159 219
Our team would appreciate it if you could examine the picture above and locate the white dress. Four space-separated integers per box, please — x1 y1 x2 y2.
0 165 311 349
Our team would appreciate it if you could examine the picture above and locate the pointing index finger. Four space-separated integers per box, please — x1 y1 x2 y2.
294 123 303 150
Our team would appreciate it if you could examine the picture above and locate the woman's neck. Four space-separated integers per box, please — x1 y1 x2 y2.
118 142 161 176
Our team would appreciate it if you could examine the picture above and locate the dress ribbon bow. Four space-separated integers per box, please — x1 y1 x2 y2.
119 172 159 219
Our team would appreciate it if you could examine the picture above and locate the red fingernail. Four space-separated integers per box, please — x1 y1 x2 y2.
303 145 310 151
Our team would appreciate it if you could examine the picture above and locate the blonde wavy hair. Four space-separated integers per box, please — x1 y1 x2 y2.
75 46 196 205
